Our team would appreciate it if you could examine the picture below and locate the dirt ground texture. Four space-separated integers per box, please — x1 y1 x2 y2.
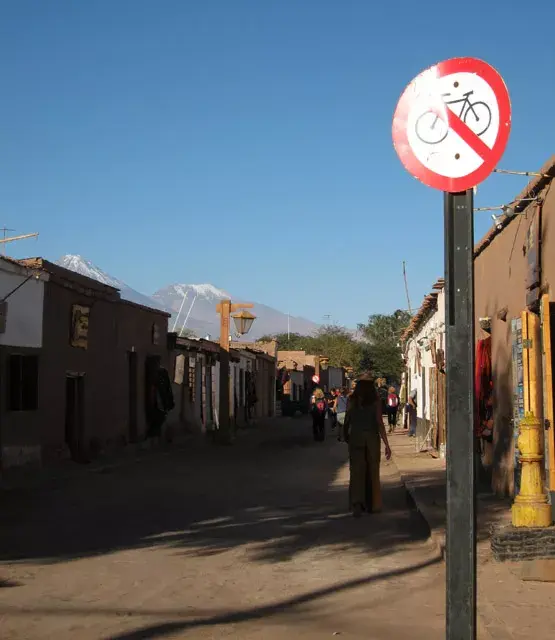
0 417 447 639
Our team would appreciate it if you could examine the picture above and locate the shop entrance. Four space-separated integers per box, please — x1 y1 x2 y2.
540 296 555 510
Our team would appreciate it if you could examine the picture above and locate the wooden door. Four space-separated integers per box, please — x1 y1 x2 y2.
522 310 542 418
128 351 138 443
540 296 555 492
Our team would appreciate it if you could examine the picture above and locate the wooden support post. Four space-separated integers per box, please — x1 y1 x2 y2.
217 300 232 443
216 300 255 444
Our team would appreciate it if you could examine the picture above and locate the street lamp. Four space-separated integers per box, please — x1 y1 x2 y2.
232 310 256 336
215 299 256 443
319 356 329 371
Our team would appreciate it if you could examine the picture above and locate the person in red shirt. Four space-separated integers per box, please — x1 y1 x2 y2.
386 386 400 433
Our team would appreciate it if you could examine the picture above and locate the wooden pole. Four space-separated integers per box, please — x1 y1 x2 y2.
217 300 232 443
216 300 254 444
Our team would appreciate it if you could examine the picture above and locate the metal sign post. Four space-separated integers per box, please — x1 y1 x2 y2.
444 190 476 639
392 56 512 640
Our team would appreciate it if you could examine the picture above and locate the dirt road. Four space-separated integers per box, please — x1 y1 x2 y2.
0 418 444 639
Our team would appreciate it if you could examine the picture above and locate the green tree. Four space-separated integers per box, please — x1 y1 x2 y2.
311 325 362 369
258 325 362 370
257 332 317 352
357 310 412 382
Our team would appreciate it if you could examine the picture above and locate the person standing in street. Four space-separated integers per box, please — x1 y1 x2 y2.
310 376 327 441
386 386 400 434
334 387 349 441
407 389 417 438
344 379 392 517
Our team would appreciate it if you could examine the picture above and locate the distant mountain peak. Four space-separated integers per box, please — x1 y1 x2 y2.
56 254 319 339
56 254 165 311
57 254 124 289
170 283 230 300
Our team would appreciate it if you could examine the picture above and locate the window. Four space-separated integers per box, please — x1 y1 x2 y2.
8 355 39 411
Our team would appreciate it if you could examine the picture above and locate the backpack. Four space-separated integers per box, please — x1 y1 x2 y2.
315 400 326 413
387 393 399 408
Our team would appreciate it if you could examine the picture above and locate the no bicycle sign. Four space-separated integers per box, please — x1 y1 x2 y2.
393 57 512 640
392 57 511 192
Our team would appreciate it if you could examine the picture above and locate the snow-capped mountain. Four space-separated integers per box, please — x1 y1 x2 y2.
56 255 166 310
152 283 319 339
56 255 319 339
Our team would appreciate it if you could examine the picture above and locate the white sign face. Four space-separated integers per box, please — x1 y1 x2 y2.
406 72 500 179
392 57 511 192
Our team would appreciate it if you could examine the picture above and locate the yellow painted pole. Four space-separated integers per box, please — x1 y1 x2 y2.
512 411 552 527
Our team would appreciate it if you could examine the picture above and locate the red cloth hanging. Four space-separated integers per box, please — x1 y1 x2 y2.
475 336 493 438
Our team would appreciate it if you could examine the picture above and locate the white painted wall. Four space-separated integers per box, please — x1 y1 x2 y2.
0 261 47 348
405 288 445 422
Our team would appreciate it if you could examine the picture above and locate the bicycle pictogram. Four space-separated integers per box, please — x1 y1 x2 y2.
415 90 492 145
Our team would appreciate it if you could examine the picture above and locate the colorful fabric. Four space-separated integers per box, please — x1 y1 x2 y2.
475 336 493 439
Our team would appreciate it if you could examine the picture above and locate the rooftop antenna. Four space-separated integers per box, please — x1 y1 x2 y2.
402 261 413 315
0 228 39 256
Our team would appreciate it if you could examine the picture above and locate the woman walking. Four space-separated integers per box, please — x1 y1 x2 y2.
386 386 400 433
344 379 391 517
310 377 327 441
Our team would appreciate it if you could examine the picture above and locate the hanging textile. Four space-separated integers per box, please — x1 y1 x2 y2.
475 336 493 440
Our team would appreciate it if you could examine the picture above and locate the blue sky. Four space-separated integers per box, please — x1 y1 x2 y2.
1 1 554 328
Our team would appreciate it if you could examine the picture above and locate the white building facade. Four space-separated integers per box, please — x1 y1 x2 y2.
403 281 446 454
0 258 48 471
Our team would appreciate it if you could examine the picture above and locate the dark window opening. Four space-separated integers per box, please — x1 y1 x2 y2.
9 355 39 411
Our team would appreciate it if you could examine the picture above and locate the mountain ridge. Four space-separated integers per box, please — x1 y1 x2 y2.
56 254 319 339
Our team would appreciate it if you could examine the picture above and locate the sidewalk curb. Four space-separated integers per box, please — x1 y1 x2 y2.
391 454 494 639
390 455 446 560
404 477 446 558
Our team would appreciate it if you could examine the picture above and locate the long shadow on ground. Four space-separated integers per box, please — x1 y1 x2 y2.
0 418 432 566
0 556 442 640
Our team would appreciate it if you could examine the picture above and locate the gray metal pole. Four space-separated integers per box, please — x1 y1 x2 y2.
444 190 477 640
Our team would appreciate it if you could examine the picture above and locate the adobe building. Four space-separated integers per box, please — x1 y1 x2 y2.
1 258 170 473
473 156 555 505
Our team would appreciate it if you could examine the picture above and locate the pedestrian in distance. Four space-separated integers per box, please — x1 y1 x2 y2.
407 389 417 438
334 387 349 442
386 386 400 434
326 388 337 430
344 379 392 518
310 376 327 442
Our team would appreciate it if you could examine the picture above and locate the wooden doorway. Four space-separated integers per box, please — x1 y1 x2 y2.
128 351 138 443
65 373 85 463
540 297 555 508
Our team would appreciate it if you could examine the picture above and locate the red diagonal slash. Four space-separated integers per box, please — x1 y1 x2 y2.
430 103 493 160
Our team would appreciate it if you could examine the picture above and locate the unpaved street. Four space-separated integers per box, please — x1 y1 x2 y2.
0 418 444 639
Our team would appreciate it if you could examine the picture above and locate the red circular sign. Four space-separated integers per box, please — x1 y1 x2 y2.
392 57 511 192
